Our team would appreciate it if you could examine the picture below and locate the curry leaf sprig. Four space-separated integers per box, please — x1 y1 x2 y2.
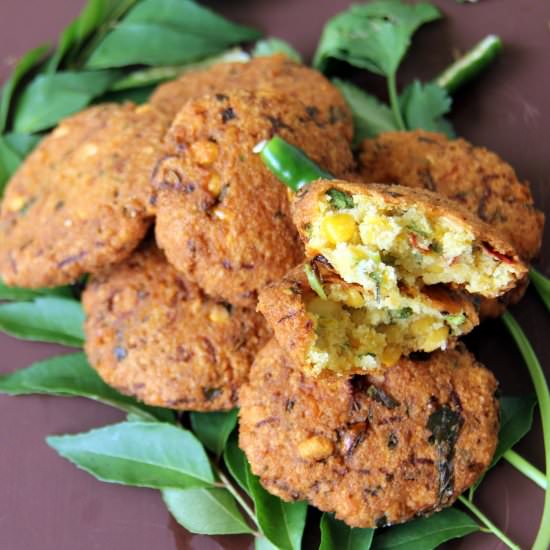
314 1 503 145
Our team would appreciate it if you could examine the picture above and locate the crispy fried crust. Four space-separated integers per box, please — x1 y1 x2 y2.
258 261 479 375
292 180 528 297
83 243 270 411
357 131 544 262
154 90 355 306
150 54 353 142
239 339 499 528
0 103 169 288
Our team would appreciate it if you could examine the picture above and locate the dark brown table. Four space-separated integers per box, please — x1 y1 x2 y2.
1 1 548 549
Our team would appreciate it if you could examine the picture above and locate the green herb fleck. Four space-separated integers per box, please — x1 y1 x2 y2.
326 188 354 210
445 313 466 328
304 263 327 300
395 306 413 319
369 271 382 303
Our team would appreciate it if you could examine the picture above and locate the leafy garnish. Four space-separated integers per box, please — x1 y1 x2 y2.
502 313 550 550
47 421 214 489
0 352 172 421
320 513 374 550
314 1 441 77
163 487 253 535
0 296 84 347
14 70 122 133
86 0 260 68
314 0 441 128
0 278 72 301
253 38 302 63
333 79 397 144
223 431 250 493
304 263 327 300
400 80 455 137
372 508 479 549
0 44 49 132
190 409 238 458
246 463 308 550
326 188 354 209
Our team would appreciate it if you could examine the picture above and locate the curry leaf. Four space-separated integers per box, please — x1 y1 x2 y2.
400 80 454 136
372 508 479 549
109 48 249 91
86 0 260 68
190 409 238 457
469 394 538 494
13 70 121 133
0 137 24 193
0 278 73 301
253 38 302 63
333 79 397 144
0 296 84 346
163 486 253 535
223 431 250 493
495 395 537 464
0 352 172 422
0 44 49 132
246 465 307 550
320 513 374 550
47 421 214 489
314 0 441 76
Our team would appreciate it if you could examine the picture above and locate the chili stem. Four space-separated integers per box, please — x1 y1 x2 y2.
458 496 520 550
387 72 406 130
504 449 547 490
502 312 550 550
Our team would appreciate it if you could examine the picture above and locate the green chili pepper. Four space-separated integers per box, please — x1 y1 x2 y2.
304 263 327 300
436 34 503 95
255 135 333 192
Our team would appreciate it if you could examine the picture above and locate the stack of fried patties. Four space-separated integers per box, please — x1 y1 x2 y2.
244 178 538 527
0 55 355 411
0 53 544 528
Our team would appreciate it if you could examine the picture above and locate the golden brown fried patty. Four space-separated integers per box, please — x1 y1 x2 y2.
293 180 527 299
83 243 270 411
153 89 355 306
258 262 479 376
150 54 353 142
239 339 499 528
357 130 544 262
0 103 169 288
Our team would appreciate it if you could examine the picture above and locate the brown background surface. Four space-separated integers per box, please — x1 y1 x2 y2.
0 1 549 549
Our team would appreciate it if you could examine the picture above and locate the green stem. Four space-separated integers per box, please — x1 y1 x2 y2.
504 449 547 490
530 268 550 313
387 72 406 130
458 496 520 550
216 469 260 534
502 311 550 550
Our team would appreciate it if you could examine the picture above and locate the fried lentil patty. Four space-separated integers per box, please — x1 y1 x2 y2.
258 261 478 376
82 243 270 411
357 130 544 262
0 103 169 288
150 54 353 142
153 90 355 306
239 339 499 528
270 180 525 375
